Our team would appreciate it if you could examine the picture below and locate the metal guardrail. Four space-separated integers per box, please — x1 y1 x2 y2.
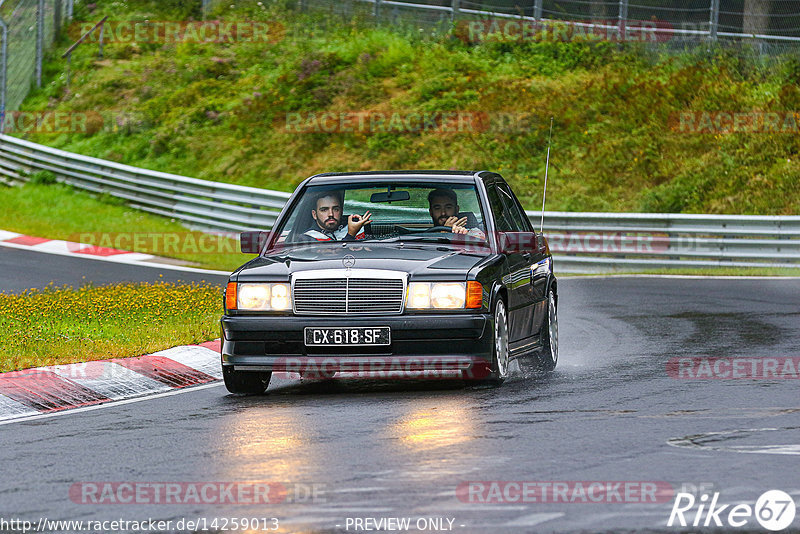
535 211 800 272
0 134 290 231
1 133 798 273
287 0 800 50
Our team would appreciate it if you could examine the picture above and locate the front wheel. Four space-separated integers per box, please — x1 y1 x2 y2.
467 298 509 386
538 289 558 372
222 366 272 394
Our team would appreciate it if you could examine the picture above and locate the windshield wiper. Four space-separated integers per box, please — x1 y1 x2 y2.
382 235 454 244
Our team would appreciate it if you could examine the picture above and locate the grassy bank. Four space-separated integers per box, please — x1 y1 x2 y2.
0 182 250 271
10 1 799 215
0 281 221 372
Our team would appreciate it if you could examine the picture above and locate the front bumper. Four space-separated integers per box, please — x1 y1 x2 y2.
221 313 493 374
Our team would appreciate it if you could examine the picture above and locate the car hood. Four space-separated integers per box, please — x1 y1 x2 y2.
234 242 490 281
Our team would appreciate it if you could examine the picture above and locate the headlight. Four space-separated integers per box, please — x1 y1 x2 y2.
407 282 431 309
431 283 466 308
232 283 292 311
406 282 481 309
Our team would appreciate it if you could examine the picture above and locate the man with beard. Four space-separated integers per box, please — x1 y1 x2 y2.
299 191 371 242
427 188 486 239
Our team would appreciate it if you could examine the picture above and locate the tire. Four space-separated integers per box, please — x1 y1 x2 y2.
222 366 272 394
538 289 558 372
469 297 509 386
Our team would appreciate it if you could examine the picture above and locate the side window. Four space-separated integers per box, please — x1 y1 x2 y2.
497 183 533 232
486 185 514 232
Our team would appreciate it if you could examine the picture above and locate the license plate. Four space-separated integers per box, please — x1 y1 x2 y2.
304 327 391 346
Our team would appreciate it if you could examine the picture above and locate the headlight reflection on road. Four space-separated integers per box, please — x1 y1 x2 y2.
217 411 317 481
392 400 475 451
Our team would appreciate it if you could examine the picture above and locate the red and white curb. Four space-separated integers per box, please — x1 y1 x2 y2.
0 229 229 275
0 229 160 262
0 340 223 423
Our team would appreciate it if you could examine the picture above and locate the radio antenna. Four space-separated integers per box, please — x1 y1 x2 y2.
540 117 554 234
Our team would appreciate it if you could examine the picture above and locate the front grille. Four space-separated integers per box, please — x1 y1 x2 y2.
294 277 405 315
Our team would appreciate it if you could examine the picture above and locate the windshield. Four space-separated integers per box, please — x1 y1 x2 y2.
272 182 487 247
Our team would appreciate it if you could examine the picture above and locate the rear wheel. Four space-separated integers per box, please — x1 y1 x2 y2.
222 366 272 394
538 289 558 371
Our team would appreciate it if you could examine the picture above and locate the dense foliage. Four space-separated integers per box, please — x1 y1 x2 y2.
14 0 800 214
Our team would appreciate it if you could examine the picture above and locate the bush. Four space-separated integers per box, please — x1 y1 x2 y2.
28 170 57 185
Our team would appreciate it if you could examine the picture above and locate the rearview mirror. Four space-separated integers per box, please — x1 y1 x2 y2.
370 190 410 203
240 231 269 254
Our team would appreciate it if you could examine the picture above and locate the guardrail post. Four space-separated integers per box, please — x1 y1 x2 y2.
533 0 543 22
374 0 382 19
55 0 62 40
36 0 45 87
617 0 628 40
0 17 7 133
708 0 720 41
98 20 105 58
451 0 459 22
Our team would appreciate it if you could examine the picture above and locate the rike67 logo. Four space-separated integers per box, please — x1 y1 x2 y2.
668 490 796 531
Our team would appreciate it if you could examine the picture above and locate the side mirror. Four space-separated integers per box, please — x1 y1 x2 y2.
240 231 270 254
537 233 549 254
498 232 538 253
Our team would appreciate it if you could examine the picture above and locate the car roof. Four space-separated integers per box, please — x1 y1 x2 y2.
306 170 488 185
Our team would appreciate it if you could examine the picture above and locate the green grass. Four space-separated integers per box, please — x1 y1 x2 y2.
0 281 221 372
11 1 799 216
0 182 252 271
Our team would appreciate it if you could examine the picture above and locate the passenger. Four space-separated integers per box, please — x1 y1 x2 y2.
427 188 486 239
299 191 371 242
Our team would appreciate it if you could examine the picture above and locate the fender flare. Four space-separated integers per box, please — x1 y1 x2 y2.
489 281 508 313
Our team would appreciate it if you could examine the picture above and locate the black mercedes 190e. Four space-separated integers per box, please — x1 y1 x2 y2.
220 171 558 393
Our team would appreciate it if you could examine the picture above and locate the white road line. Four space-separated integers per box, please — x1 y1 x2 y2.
297 507 395 513
563 274 800 280
326 487 389 494
0 382 224 426
0 240 230 276
502 512 565 527
426 505 530 511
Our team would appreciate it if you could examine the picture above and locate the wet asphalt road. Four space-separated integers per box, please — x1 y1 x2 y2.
1 250 799 533
0 247 227 294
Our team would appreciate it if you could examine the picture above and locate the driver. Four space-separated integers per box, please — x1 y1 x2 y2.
299 191 371 242
427 188 486 239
